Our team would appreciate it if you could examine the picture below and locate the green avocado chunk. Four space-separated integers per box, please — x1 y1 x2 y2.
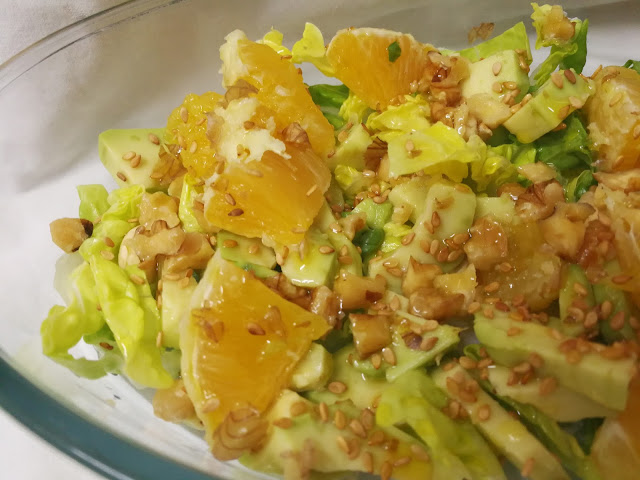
461 50 529 103
432 363 570 480
281 229 338 288
593 282 637 343
474 311 635 411
98 128 165 190
289 343 333 392
217 231 277 279
556 264 595 337
351 198 393 229
160 276 197 349
503 69 594 143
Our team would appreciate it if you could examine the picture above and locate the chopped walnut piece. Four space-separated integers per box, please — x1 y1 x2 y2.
338 212 367 241
409 287 465 320
515 179 565 221
163 232 214 274
593 169 640 193
223 79 258 105
539 203 595 260
152 379 197 425
464 216 508 271
402 257 443 297
131 226 186 262
334 272 387 310
282 122 311 146
350 314 392 358
309 285 340 327
49 218 93 253
139 192 181 230
211 406 268 461
152 143 186 186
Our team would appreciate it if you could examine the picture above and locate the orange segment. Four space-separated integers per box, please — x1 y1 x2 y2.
205 142 330 245
326 28 431 110
166 92 223 179
181 254 331 446
227 32 335 157
591 379 640 480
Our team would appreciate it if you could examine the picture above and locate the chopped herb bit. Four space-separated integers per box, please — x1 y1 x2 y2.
387 41 401 62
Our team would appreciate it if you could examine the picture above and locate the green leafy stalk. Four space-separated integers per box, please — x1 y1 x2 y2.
623 59 640 74
308 83 350 129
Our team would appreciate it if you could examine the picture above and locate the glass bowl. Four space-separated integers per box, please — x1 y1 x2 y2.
0 0 638 478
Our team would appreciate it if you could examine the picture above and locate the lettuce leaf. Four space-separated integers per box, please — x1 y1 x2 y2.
531 4 588 88
366 94 430 133
77 185 110 223
457 22 532 64
623 59 640 74
566 170 597 202
291 23 335 77
179 174 205 232
90 257 173 389
258 29 292 56
333 165 373 197
535 113 591 171
308 83 350 129
339 91 371 125
381 222 412 253
380 123 481 180
330 122 372 171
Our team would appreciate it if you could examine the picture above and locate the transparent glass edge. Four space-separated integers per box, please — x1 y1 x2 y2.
0 0 187 92
0 355 219 480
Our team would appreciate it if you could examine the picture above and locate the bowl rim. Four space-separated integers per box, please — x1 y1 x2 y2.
0 1 227 478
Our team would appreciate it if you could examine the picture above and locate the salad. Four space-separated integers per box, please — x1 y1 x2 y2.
43 3 640 480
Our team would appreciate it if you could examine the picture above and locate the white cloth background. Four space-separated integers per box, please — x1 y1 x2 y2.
1 3 118 477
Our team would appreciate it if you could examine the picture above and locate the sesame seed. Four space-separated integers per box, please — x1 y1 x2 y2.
573 282 588 296
122 151 136 161
380 461 393 480
551 71 564 88
100 250 115 260
243 120 255 129
224 193 236 206
116 171 127 182
584 310 599 328
336 435 351 454
273 417 293 429
566 350 583 364
483 306 495 319
568 96 582 109
334 410 347 429
328 381 347 394
318 402 329 422
459 356 477 370
247 322 266 335
360 408 375 431
290 401 309 417
431 211 441 228
201 397 220 413
503 81 518 90
558 104 570 119
528 353 544 369
405 139 415 152
222 239 238 248
521 457 535 478
130 274 145 285
192 200 204 211
306 184 318 196
248 244 259 255
155 331 163 348
382 347 397 366
513 362 531 373
362 452 374 473
349 419 367 438
539 376 557 396
189 141 198 153
562 69 577 84
180 106 188 123
393 456 411 467
477 404 491 421
104 236 115 247
148 133 160 145
228 208 244 216
177 134 186 148
447 250 463 262
600 300 613 318
130 154 141 168
215 160 226 174
468 302 481 314
370 353 382 369
484 281 500 293
401 232 415 246
612 274 632 285
318 245 335 254
410 444 430 462
492 61 502 76
492 82 503 93
610 311 626 330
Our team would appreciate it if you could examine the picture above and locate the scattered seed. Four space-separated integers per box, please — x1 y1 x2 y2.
484 281 500 293
521 457 536 478
193 200 204 211
228 208 244 216
584 311 599 328
362 451 374 474
573 282 588 296
477 404 491 421
380 461 393 480
459 356 477 370
393 456 411 468
370 353 382 369
563 69 577 84
122 151 136 161
334 410 347 429
539 376 557 396
349 419 367 439
247 322 266 335
336 435 351 454
401 232 415 246
223 239 238 248
468 302 481 314
180 106 188 123
328 381 348 394
610 311 626 331
318 402 329 423
420 336 438 352
116 171 127 182
273 417 293 429
513 362 532 374
319 245 335 254
558 104 570 119
612 274 632 285
130 154 141 168
247 168 263 177
492 81 503 93
290 401 309 417
492 61 502 76
528 353 544 369
551 71 564 88
100 250 115 260
568 96 582 109
306 184 318 196
382 347 397 366
148 133 160 145
201 397 221 413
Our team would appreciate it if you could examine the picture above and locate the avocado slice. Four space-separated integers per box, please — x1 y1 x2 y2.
98 128 166 190
486 364 615 422
160 276 197 349
368 180 477 292
217 230 277 278
593 282 637 343
432 363 570 480
474 311 636 411
281 229 339 288
503 69 594 143
289 343 333 392
351 198 393 229
387 176 434 223
377 370 506 480
243 390 432 479
556 264 595 337
461 50 529 103
312 202 336 232
385 311 461 382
